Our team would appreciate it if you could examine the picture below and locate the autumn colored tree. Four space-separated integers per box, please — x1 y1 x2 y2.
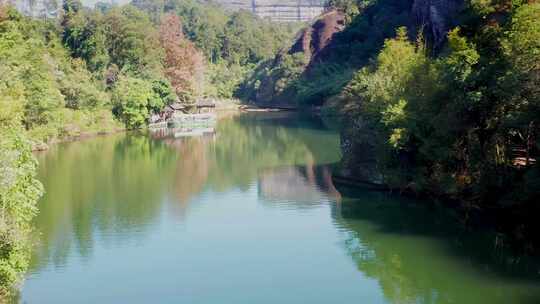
159 13 204 102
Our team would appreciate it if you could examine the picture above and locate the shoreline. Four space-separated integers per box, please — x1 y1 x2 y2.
31 128 126 152
332 170 540 256
31 100 246 152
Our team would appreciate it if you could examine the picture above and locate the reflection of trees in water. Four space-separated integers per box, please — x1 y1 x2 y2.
31 134 179 271
206 114 341 191
168 136 211 218
331 190 540 304
30 113 341 271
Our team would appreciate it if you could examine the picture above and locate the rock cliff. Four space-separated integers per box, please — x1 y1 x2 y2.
250 10 346 107
412 0 464 49
289 10 346 63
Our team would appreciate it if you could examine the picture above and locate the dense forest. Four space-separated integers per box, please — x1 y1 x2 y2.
1 0 540 299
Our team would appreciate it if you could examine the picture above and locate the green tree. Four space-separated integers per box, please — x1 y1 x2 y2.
0 59 43 297
112 76 164 129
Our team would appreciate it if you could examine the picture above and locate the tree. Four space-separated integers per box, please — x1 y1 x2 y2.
103 6 162 74
159 13 204 102
112 76 170 129
61 6 109 72
503 3 540 109
62 0 82 14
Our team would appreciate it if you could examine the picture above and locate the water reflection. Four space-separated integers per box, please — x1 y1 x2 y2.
24 113 540 304
30 113 341 272
332 189 540 304
32 134 180 270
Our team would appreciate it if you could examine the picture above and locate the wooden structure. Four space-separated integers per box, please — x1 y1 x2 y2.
194 100 216 113
165 102 187 115
149 100 217 129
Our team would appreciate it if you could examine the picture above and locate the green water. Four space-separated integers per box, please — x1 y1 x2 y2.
21 113 540 303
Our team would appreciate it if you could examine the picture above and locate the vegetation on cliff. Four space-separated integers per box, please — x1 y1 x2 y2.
239 0 420 106
240 0 539 248
342 1 539 206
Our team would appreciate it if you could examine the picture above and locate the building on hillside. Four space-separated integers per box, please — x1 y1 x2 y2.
216 0 326 22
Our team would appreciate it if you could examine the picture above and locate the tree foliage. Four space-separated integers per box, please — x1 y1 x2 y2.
342 1 540 212
0 13 43 292
159 13 204 101
132 0 299 98
112 76 168 129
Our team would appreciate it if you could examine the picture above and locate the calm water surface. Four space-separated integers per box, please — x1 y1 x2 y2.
21 113 540 303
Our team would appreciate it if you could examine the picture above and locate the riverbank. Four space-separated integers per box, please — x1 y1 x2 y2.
31 126 125 152
331 150 540 255
31 99 248 151
315 102 540 255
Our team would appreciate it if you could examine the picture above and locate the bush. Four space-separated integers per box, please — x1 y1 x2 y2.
112 76 167 129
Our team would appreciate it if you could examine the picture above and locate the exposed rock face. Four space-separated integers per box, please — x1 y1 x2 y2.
250 0 464 110
289 10 346 63
252 10 346 107
412 0 464 49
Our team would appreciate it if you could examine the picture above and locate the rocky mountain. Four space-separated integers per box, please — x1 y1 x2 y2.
412 0 463 49
245 9 346 108
241 0 467 184
289 9 345 62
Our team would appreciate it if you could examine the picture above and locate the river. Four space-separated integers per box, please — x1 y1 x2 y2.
20 113 540 303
